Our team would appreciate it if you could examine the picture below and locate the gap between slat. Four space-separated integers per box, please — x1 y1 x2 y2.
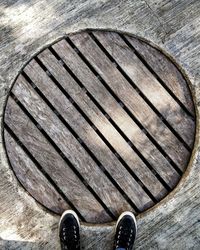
22 69 153 210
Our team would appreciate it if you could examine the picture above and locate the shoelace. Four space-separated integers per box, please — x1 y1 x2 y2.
61 225 79 249
116 226 134 249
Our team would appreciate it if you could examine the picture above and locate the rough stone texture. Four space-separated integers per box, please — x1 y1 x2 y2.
0 0 200 249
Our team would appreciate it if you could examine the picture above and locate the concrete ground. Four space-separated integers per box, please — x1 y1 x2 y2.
0 0 200 249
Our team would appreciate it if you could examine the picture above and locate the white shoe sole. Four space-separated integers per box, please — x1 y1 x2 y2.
115 211 137 235
59 210 80 229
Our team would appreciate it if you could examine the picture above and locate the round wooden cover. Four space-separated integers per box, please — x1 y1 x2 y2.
3 31 195 223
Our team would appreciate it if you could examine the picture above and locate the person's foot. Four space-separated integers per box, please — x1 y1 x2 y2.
59 210 80 250
113 211 137 250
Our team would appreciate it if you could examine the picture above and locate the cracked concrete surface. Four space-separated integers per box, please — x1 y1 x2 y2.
0 0 200 249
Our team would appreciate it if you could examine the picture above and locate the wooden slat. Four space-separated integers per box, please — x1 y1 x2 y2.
69 32 190 170
124 35 195 116
5 97 111 223
4 130 69 215
52 38 181 188
93 31 195 147
37 48 168 200
24 60 154 211
12 74 134 217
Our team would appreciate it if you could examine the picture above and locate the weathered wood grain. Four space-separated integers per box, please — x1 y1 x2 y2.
4 130 69 215
13 74 134 217
93 31 195 146
5 97 111 223
124 35 195 116
52 38 181 188
70 32 190 170
37 48 167 199
24 59 153 211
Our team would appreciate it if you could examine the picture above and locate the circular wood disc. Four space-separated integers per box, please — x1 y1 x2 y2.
3 31 195 223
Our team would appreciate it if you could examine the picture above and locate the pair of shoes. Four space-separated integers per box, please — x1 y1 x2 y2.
59 210 137 250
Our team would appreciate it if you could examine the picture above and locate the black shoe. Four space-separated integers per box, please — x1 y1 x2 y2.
59 210 80 250
113 211 137 250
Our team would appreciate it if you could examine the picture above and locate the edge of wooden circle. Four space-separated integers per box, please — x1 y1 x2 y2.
1 28 197 225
